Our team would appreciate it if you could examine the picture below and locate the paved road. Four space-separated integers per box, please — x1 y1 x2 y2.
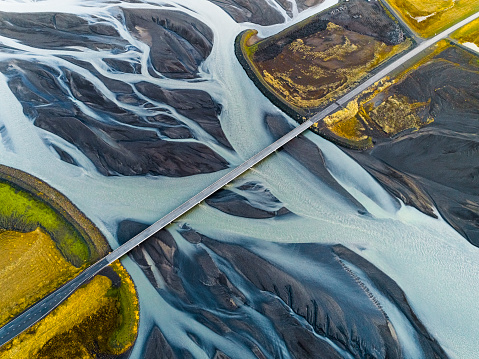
1 9 479 348
0 258 108 346
0 102 337 347
104 104 340 263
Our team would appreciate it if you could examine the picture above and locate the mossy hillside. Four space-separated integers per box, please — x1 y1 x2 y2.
236 0 415 152
238 0 412 113
0 165 110 260
0 166 137 357
314 42 459 148
320 87 433 146
107 261 140 354
235 29 308 122
255 22 411 110
238 28 377 150
313 99 374 150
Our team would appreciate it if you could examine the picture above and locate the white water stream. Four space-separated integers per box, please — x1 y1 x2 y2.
0 0 477 357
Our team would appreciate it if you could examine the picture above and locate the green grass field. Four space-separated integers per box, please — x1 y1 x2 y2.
0 181 90 266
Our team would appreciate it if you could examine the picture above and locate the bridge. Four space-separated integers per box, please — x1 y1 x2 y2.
1 9 478 347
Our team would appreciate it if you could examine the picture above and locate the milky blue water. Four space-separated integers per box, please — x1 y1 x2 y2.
0 0 477 357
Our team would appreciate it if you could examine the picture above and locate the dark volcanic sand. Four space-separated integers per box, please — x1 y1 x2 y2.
117 220 448 359
0 11 128 51
205 181 291 219
0 10 232 177
207 0 285 26
253 0 405 63
207 0 327 25
347 44 479 246
244 0 408 116
0 9 213 80
122 9 213 79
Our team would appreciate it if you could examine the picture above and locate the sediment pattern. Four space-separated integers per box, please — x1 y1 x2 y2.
0 9 232 177
118 221 448 359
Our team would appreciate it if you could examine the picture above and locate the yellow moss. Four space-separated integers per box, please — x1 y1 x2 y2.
0 229 80 327
387 0 479 38
289 24 359 61
324 100 359 126
344 40 450 121
239 29 307 116
322 100 367 141
0 165 110 263
301 65 327 79
242 29 260 58
367 94 433 135
317 64 435 143
330 117 368 141
108 260 140 354
263 69 292 99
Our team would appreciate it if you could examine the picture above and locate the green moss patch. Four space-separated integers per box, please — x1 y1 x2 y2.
0 181 90 266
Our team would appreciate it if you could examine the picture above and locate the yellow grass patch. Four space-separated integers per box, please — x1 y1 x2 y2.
330 117 368 142
0 275 112 359
0 228 80 327
108 261 140 354
324 100 369 142
0 261 139 359
324 100 359 126
365 95 433 135
386 0 479 38
452 17 479 48
319 65 434 145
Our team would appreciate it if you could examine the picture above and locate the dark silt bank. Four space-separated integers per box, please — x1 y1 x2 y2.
0 10 233 177
348 44 479 246
117 220 449 359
